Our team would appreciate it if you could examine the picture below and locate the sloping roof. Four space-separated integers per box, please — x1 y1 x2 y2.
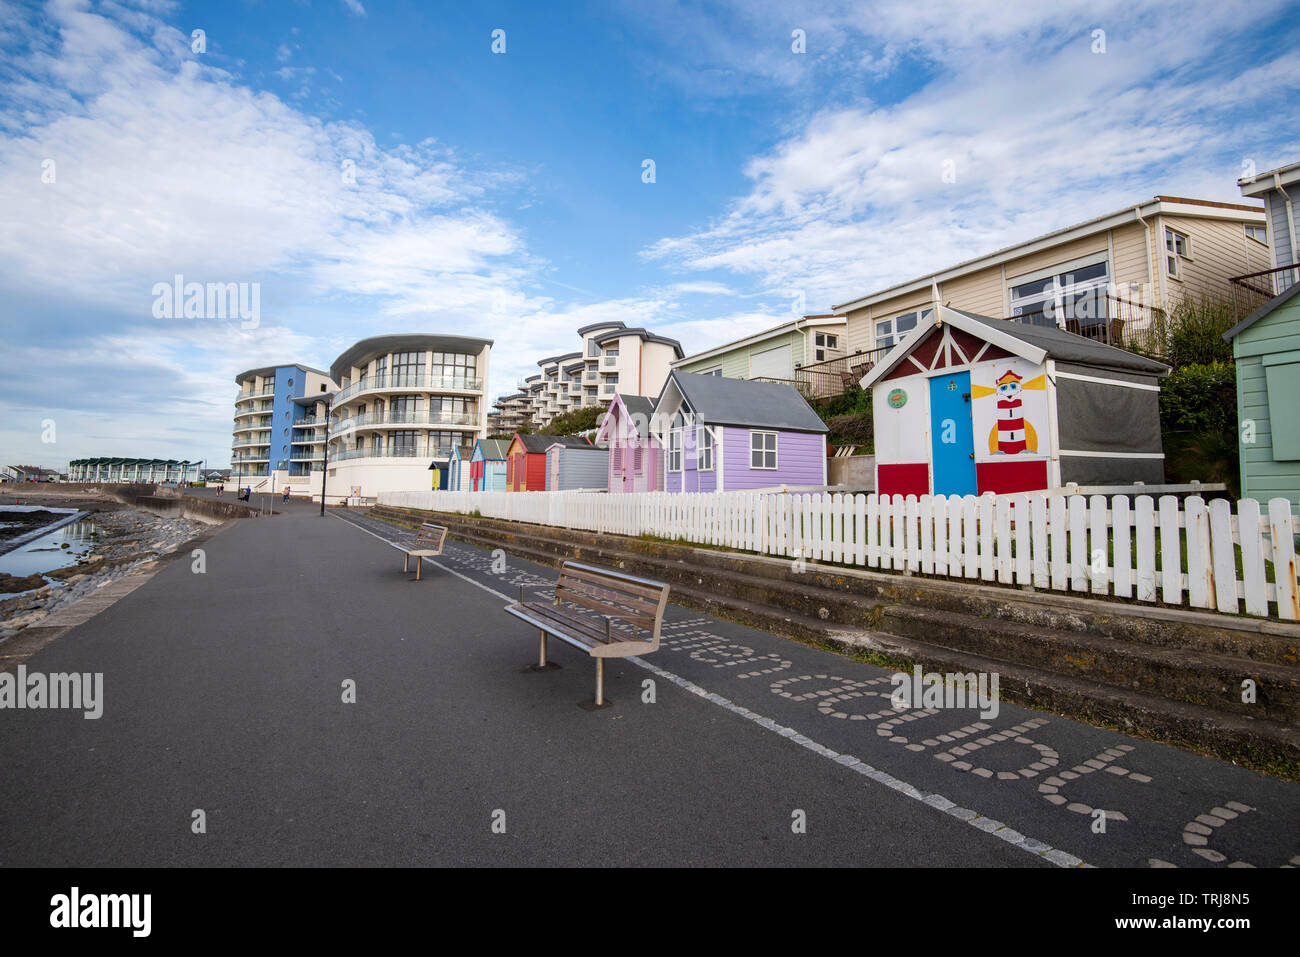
612 394 655 439
1223 280 1300 340
514 433 591 453
953 309 1169 373
475 438 511 459
672 315 846 368
329 334 492 382
577 321 626 336
862 306 1168 388
591 327 684 357
666 372 828 433
236 362 331 384
538 351 583 367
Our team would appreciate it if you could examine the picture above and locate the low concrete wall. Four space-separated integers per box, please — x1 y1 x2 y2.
107 486 263 522
179 494 265 522
829 454 875 489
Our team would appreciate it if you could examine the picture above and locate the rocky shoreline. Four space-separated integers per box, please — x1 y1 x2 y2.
0 505 206 641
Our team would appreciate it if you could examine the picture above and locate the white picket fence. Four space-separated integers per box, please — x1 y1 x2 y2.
377 489 1300 621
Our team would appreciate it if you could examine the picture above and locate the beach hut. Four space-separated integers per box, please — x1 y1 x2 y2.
506 433 591 491
445 444 473 492
469 438 510 492
651 371 828 492
546 443 610 491
596 393 662 492
861 305 1170 496
1223 282 1300 503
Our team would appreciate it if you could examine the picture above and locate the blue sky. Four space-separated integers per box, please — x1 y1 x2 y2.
1 0 1298 468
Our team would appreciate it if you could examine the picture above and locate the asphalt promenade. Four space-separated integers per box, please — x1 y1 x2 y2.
1 501 1296 867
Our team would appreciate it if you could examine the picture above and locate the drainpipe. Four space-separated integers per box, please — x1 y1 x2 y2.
1275 172 1298 273
1133 203 1160 312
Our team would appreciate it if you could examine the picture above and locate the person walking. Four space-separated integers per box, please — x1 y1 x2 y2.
282 486 291 504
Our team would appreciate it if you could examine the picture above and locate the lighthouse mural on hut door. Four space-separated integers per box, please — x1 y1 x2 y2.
969 358 1050 493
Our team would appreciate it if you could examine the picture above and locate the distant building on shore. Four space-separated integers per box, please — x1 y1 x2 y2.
67 458 202 483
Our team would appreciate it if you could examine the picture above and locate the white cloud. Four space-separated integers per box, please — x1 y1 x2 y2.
642 0 1300 312
341 0 366 16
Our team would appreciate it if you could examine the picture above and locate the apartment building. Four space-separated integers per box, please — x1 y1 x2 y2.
324 333 492 502
581 323 682 408
493 321 683 431
231 363 337 495
673 314 848 397
832 196 1270 363
489 391 531 435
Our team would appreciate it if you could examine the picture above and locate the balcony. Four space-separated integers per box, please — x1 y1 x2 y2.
329 410 478 434
232 438 271 449
754 347 893 399
233 404 274 419
234 386 276 403
328 444 457 462
1230 263 1300 318
332 372 483 405
1004 292 1169 358
289 450 324 461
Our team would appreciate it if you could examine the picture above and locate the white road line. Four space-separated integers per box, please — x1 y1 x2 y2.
332 512 1089 868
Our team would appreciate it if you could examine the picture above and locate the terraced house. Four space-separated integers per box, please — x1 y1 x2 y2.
672 314 849 398
832 196 1271 382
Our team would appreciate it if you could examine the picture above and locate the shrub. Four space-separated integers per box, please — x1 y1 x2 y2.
1159 360 1239 494
812 385 872 420
1164 293 1237 368
541 406 602 435
1159 361 1237 436
825 413 874 451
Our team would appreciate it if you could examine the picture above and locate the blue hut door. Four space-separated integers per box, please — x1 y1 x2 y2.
929 372 976 496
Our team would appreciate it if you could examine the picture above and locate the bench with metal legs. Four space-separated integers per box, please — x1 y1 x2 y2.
389 523 448 580
504 561 670 707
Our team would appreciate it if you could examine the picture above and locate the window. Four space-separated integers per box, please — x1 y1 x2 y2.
815 333 839 349
698 427 714 471
700 367 722 377
874 307 933 350
588 340 601 357
431 352 476 381
1009 259 1109 330
1166 228 1191 279
1245 224 1267 245
391 351 421 384
389 430 418 453
668 431 683 472
427 431 460 455
750 431 777 469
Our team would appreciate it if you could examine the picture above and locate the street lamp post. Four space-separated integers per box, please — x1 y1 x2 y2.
320 391 335 517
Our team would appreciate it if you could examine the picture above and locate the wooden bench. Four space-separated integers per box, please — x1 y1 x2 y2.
503 561 670 707
390 522 447 580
